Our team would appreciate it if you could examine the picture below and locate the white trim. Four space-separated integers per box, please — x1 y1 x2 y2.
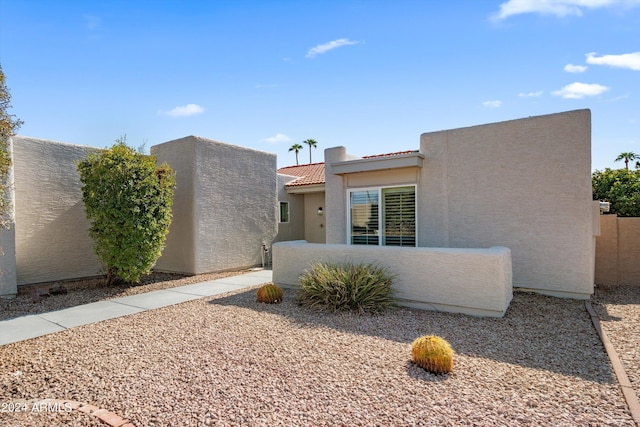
279 201 290 223
346 184 417 246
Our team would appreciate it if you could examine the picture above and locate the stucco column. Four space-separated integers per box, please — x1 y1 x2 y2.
324 147 348 244
0 137 18 299
419 132 450 247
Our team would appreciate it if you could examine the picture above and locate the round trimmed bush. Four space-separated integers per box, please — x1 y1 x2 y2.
411 335 454 374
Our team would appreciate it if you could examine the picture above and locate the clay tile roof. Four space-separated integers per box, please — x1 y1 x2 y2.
362 150 419 159
277 150 417 187
277 162 326 187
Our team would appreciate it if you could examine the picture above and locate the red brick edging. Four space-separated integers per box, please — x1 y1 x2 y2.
585 302 640 427
37 399 135 427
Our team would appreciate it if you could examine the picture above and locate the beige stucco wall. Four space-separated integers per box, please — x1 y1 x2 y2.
324 109 594 299
150 138 197 273
595 215 640 286
12 136 102 285
275 174 305 243
419 109 593 298
272 241 512 317
153 136 278 274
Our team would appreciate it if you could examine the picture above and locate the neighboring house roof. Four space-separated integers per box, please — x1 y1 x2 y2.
278 162 326 187
362 150 418 159
277 150 418 188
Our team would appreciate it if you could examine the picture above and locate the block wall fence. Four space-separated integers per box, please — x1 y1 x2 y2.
0 135 278 298
595 215 640 286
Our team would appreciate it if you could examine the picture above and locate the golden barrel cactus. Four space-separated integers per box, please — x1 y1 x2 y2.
256 283 283 304
411 335 454 374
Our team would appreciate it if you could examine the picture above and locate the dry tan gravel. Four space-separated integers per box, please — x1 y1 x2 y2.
592 284 640 406
1 279 638 426
0 270 246 322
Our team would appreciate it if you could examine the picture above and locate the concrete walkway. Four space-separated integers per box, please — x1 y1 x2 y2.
0 269 272 346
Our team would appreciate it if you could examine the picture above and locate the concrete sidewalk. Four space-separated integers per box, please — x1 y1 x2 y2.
0 269 272 346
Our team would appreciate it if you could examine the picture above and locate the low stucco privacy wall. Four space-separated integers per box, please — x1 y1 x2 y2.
10 137 102 286
272 241 513 317
152 136 278 274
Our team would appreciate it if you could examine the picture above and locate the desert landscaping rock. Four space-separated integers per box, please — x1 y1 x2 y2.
0 271 245 322
1 281 638 426
592 285 640 406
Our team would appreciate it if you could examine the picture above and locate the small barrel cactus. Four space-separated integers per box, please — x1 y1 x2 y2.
256 283 283 304
411 335 454 374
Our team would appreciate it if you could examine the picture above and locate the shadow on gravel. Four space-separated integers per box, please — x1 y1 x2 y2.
209 288 616 384
404 360 453 382
592 285 640 321
0 273 190 322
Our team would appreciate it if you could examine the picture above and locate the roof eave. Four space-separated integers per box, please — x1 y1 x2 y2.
285 183 326 194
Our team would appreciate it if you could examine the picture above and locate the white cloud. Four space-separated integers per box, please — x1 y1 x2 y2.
552 82 609 99
263 133 292 144
482 100 503 108
306 38 360 58
160 104 205 117
564 64 588 73
83 14 101 30
518 90 544 97
586 52 640 71
491 0 640 20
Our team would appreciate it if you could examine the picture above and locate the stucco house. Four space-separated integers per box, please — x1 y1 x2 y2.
276 162 326 244
273 109 598 317
1 109 597 318
277 150 428 245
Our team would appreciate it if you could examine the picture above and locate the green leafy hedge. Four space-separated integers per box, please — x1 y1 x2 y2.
77 140 175 285
593 168 640 217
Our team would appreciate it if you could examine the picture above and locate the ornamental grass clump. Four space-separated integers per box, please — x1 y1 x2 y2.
296 262 395 314
256 283 283 304
411 335 454 374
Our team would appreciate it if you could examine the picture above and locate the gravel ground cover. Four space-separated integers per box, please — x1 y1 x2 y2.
592 284 640 405
1 284 636 426
0 270 246 322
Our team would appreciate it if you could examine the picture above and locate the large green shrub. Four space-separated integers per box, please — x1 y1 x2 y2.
593 168 640 217
0 64 23 229
296 262 395 313
77 139 175 285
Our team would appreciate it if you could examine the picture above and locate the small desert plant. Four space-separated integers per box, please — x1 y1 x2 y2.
296 262 395 313
256 283 283 304
411 335 454 374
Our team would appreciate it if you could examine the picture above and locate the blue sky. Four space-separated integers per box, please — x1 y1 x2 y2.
1 0 639 170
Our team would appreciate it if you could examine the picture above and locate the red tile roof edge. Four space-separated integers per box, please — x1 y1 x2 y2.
278 150 418 187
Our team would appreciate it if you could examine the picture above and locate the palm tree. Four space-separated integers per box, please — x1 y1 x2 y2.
615 152 638 170
288 143 303 166
303 139 318 164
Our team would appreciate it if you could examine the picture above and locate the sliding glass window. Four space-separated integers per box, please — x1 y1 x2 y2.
348 186 416 247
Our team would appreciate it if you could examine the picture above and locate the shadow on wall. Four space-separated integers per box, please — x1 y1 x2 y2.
15 201 101 285
207 288 615 384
